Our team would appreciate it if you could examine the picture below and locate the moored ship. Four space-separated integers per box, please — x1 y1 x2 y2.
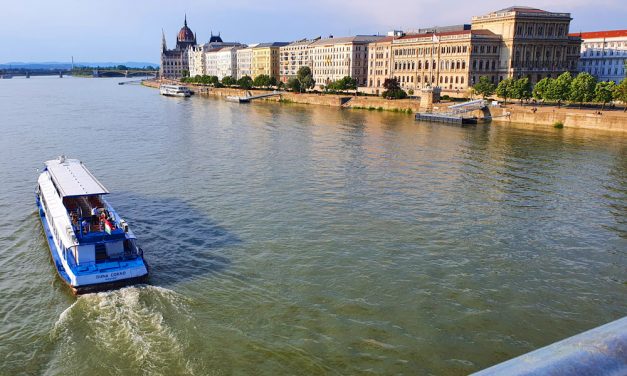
159 84 192 97
36 156 148 294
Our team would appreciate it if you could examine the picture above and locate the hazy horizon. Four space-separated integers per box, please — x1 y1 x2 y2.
1 0 626 63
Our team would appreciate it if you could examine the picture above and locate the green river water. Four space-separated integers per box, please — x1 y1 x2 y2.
0 77 625 375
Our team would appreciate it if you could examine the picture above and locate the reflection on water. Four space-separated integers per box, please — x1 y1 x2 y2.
0 77 625 375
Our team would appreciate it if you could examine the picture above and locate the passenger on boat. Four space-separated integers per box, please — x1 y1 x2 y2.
81 218 89 234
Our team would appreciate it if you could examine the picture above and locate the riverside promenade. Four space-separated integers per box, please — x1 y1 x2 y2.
143 80 627 133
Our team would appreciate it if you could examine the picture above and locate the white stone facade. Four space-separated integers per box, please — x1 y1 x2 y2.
575 30 627 83
215 46 242 79
310 36 384 87
279 39 315 82
236 46 256 79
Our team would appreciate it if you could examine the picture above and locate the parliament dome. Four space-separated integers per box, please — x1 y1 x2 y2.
177 16 195 43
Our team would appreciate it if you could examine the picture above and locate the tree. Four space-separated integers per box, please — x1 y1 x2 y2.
613 79 627 112
381 78 408 99
208 76 220 86
181 69 190 78
327 76 358 92
222 76 236 86
594 81 615 110
569 72 596 107
237 75 253 89
533 77 551 101
287 77 301 92
297 66 315 91
546 72 572 105
253 74 271 88
472 76 496 99
512 78 532 104
268 76 278 87
495 78 514 104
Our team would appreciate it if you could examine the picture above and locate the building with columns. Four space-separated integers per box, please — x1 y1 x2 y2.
160 16 197 79
571 30 627 83
365 6 582 95
471 6 581 84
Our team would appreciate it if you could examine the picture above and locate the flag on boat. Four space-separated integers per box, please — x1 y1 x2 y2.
104 219 113 234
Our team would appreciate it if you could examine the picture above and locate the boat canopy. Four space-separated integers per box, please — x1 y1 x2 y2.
45 157 109 197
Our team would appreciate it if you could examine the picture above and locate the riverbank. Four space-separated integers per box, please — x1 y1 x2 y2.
492 104 627 132
143 80 627 132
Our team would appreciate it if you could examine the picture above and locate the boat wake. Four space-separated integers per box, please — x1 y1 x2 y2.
49 285 198 375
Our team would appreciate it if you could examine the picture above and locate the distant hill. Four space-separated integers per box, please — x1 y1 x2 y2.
0 62 159 70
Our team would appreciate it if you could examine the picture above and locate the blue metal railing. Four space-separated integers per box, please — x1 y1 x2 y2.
472 316 627 375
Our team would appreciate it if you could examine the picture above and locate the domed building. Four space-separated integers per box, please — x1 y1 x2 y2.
160 16 197 79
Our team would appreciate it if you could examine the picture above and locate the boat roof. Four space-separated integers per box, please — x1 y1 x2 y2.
45 157 109 197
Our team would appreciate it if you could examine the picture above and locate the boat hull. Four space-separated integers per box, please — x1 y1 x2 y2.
161 92 191 97
36 194 149 295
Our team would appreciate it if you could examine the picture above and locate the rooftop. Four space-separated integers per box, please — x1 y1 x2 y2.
311 35 385 46
255 42 290 48
569 30 627 40
45 157 109 198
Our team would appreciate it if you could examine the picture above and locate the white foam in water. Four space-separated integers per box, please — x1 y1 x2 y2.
49 285 197 375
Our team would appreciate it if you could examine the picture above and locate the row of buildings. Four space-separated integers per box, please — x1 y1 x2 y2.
160 7 627 94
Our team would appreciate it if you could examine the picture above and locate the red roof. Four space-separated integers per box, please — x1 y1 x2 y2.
569 30 627 39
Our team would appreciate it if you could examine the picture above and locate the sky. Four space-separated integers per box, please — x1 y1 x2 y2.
1 0 625 63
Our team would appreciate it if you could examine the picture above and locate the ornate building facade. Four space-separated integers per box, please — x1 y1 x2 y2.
160 16 197 79
471 6 581 84
365 6 582 95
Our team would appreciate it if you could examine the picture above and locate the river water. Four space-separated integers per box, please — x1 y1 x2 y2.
0 77 625 375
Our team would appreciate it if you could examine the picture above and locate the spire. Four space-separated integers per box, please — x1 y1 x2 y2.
184 14 187 27
161 29 167 51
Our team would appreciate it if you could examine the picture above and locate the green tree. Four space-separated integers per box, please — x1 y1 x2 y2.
382 78 408 99
208 76 220 86
613 79 627 112
181 69 190 78
546 72 572 105
296 66 315 91
495 78 514 104
253 74 271 88
533 77 551 101
327 76 357 92
287 77 301 92
569 72 596 107
237 75 253 89
268 76 278 87
512 78 532 104
472 76 496 99
594 81 615 110
221 76 236 86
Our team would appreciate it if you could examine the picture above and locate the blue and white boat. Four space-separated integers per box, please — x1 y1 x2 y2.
36 156 148 294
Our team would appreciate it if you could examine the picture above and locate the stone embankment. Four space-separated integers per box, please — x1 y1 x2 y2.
491 104 627 132
143 80 627 132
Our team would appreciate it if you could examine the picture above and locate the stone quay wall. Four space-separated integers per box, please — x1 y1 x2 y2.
142 80 627 133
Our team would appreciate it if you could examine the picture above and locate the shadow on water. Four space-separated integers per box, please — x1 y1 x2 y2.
105 192 239 288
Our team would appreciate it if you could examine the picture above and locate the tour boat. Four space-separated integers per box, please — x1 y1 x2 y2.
36 156 148 294
159 84 192 97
